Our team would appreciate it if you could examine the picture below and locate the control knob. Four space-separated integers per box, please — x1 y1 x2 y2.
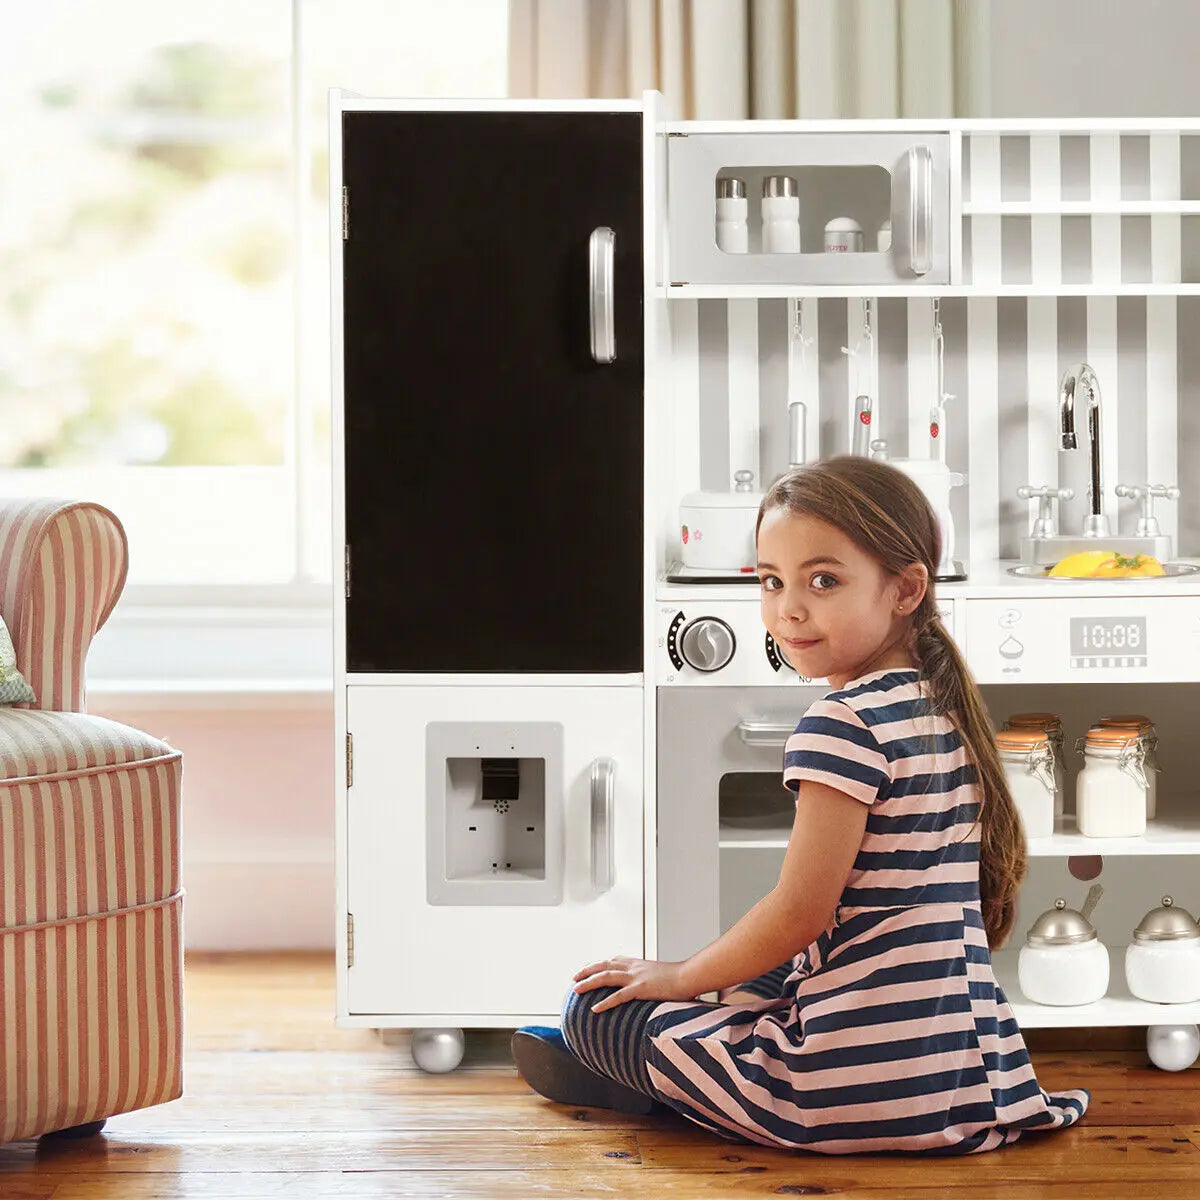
679 617 736 673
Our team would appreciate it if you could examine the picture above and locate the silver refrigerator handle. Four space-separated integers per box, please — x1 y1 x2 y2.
590 757 615 892
588 226 616 363
735 719 794 749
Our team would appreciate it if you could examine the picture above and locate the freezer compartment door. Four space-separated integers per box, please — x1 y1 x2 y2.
346 684 644 1017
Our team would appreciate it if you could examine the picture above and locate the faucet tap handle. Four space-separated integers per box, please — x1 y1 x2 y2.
1115 483 1180 538
1018 484 1074 538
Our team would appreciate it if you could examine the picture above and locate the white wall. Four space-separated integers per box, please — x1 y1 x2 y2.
989 0 1200 117
89 694 336 951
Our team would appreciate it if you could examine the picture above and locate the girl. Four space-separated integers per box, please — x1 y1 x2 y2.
512 456 1088 1155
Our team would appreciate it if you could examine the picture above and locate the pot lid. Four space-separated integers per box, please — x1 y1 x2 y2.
681 469 764 509
1133 896 1200 942
1025 888 1102 946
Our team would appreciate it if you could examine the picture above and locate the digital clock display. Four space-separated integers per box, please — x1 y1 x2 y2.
1069 616 1148 668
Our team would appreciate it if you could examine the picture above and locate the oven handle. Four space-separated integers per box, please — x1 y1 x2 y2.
736 719 794 748
590 757 615 893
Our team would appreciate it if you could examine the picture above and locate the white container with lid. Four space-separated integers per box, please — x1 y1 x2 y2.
1125 897 1200 1004
1005 713 1066 818
1098 715 1159 820
1018 887 1110 1007
824 217 863 253
762 176 800 253
996 728 1057 840
715 177 749 253
877 219 892 252
679 470 763 571
1075 726 1148 838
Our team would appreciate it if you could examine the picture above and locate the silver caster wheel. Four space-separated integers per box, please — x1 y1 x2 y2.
411 1027 465 1073
1146 1023 1200 1071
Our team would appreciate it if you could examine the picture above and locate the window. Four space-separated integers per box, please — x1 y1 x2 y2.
1 0 508 592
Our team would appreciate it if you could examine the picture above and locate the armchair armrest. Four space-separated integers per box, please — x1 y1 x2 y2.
0 499 128 713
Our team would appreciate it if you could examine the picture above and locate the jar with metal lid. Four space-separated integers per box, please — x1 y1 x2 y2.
715 177 748 253
1098 715 1159 820
1125 896 1200 1003
1017 886 1109 1006
1074 726 1148 838
996 728 1057 839
762 176 800 253
1004 713 1065 817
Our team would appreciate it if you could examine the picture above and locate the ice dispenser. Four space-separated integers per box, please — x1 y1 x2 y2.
425 722 564 905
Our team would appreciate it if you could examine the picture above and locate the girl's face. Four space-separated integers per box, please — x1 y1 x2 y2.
756 507 927 690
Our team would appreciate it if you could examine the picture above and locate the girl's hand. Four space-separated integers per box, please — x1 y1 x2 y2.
572 955 694 1013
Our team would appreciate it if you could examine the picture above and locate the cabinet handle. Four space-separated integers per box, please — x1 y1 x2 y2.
901 145 934 277
590 757 615 892
589 226 616 363
736 719 794 748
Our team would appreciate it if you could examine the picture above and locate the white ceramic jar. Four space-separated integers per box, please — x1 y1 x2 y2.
715 177 749 253
876 219 892 252
762 176 800 253
1004 713 1066 818
1018 890 1110 1007
1125 897 1200 1004
824 217 863 252
996 728 1056 840
1075 726 1148 838
678 470 763 571
1098 715 1159 820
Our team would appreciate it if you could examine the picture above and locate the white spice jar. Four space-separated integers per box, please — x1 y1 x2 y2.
715 177 749 253
1018 888 1110 1006
1126 897 1200 1004
1003 713 1065 818
1074 726 1148 838
762 176 801 253
1098 715 1159 820
996 728 1057 840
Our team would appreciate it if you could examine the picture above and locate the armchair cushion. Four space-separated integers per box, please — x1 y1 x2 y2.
0 614 35 704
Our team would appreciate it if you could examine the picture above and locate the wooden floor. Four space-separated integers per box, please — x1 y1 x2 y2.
2 954 1200 1198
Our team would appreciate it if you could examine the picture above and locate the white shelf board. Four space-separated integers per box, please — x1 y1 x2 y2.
661 283 1200 300
992 949 1200 1028
719 809 1200 855
963 201 1200 215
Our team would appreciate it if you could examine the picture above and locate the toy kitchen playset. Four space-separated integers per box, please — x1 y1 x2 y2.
331 91 1200 1072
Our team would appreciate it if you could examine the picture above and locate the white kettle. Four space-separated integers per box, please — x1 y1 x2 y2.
887 458 965 579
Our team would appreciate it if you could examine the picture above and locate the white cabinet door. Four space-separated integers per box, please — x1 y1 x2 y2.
346 685 644 1017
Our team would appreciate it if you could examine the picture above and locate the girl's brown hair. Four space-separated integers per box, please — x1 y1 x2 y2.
758 455 1025 948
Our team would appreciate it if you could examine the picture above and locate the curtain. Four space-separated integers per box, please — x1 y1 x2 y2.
507 0 990 118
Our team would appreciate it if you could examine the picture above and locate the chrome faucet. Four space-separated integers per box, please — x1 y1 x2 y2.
1058 362 1110 537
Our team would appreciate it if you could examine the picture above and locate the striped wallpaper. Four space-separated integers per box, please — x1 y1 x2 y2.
677 295 1199 566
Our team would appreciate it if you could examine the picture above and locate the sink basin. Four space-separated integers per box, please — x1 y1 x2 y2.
1007 562 1200 580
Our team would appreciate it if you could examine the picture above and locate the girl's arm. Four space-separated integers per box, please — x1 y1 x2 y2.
679 781 867 997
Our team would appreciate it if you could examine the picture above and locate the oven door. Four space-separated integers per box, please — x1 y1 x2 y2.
656 684 828 964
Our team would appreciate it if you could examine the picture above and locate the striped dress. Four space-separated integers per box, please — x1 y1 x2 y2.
643 667 1089 1154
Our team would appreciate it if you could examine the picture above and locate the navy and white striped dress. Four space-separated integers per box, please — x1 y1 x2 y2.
642 667 1088 1154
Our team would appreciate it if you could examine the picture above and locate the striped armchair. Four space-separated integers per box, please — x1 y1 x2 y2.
0 499 184 1143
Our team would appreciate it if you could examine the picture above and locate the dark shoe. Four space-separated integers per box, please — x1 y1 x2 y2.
511 1026 660 1115
39 1119 107 1140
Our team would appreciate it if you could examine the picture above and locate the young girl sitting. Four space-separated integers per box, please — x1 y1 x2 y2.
512 455 1088 1155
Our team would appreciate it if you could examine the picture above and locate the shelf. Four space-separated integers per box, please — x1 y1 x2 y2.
992 949 1200 1028
719 809 1200 855
963 201 1200 215
660 283 1200 299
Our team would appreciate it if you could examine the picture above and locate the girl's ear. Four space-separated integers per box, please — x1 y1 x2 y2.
895 562 929 614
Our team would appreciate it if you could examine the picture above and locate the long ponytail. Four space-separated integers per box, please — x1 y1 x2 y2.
914 603 1026 948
